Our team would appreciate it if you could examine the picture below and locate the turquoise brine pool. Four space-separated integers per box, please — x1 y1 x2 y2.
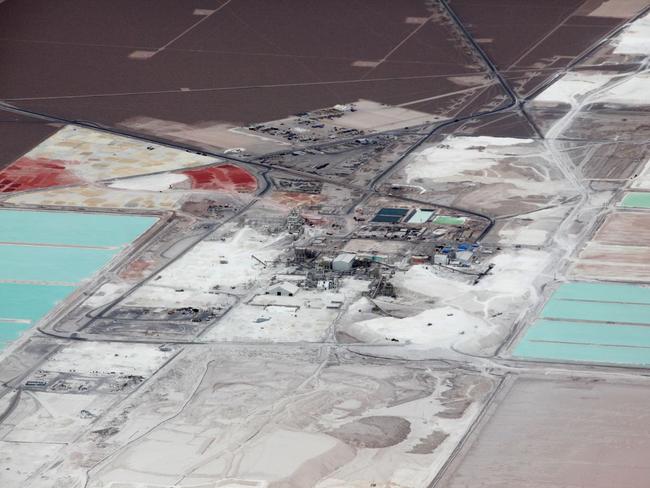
0 321 32 350
514 340 650 366
0 209 156 351
0 209 157 247
552 281 650 304
0 283 75 322
0 245 116 283
541 300 650 326
514 282 650 366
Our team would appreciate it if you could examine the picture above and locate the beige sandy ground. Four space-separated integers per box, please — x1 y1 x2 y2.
437 377 650 488
397 136 579 216
22 125 219 181
0 343 177 486
494 205 572 247
586 0 648 18
150 224 292 297
631 158 650 189
4 178 254 212
202 279 369 343
6 185 187 210
1 124 259 212
122 286 236 310
327 99 438 132
367 246 553 356
570 211 650 282
16 346 495 488
122 117 292 155
122 99 441 156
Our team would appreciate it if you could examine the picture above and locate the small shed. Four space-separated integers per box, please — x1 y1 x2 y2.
266 282 299 297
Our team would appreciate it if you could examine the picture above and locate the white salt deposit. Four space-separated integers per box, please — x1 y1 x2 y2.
405 136 534 183
534 72 612 104
614 13 650 55
109 173 188 191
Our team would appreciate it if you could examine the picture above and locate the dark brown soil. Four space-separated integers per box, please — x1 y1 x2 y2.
448 0 640 97
0 0 497 141
328 415 411 448
444 111 539 138
0 109 60 169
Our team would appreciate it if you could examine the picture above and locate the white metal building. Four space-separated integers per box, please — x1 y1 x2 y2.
332 253 356 272
266 282 299 296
